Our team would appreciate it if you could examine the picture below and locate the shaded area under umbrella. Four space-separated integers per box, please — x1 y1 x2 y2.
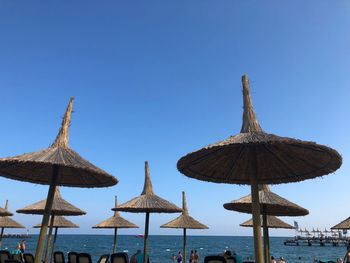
161 191 208 263
177 74 341 263
18 187 85 263
115 161 181 263
93 196 138 253
0 97 116 263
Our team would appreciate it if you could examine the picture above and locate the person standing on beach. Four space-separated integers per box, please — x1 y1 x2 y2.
19 240 26 254
344 248 350 263
177 251 183 263
271 256 277 263
130 249 140 263
193 250 199 263
189 250 194 263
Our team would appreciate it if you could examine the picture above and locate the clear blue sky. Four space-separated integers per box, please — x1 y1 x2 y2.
0 1 349 237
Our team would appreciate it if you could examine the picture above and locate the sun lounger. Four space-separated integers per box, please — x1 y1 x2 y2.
97 255 109 263
226 257 237 263
11 254 22 263
68 252 78 263
22 254 34 263
0 250 11 263
77 253 92 263
54 252 65 263
111 253 128 263
5 259 21 263
204 256 227 263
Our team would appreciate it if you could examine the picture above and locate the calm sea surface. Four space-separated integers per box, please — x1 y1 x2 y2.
0 235 346 263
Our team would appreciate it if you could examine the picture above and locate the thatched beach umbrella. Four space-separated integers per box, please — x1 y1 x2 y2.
331 217 350 230
92 196 138 253
177 75 341 263
0 97 118 263
34 216 78 263
224 184 308 263
115 161 181 263
17 187 86 263
161 191 208 263
240 215 294 229
0 200 25 247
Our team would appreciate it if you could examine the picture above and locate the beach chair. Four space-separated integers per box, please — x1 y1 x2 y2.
204 256 227 263
68 252 78 263
11 254 22 263
22 254 34 263
77 253 92 263
110 253 128 263
53 252 65 263
5 260 21 263
0 250 11 263
96 255 109 263
226 257 237 263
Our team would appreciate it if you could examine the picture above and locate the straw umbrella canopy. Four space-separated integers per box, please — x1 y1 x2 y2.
177 74 342 263
0 97 118 263
114 161 181 263
0 200 25 247
92 196 138 253
224 184 308 263
34 216 78 263
331 217 350 230
18 187 86 263
161 191 208 263
240 216 294 229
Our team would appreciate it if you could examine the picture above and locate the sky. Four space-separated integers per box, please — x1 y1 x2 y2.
0 1 350 237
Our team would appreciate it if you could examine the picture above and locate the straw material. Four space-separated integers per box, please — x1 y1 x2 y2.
115 161 181 213
0 207 12 217
33 216 78 228
177 75 342 185
223 185 309 216
240 216 294 229
161 192 208 229
331 217 350 230
0 97 118 188
17 187 86 216
0 217 25 228
93 196 138 229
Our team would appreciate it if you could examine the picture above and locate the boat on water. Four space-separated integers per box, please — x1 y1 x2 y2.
135 234 144 238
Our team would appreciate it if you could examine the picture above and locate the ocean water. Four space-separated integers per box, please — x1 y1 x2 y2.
0 235 346 263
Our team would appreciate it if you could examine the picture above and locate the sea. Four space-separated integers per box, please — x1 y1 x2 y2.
0 235 346 263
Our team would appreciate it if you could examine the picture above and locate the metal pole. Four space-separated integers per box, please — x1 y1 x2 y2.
143 212 150 263
262 214 270 263
183 228 187 263
113 228 117 254
49 227 58 263
44 215 55 263
34 165 59 263
251 179 263 263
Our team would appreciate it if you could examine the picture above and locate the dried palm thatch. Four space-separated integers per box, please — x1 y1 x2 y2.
0 207 12 217
17 187 86 216
240 216 294 229
177 74 341 263
0 217 25 228
115 161 181 263
223 185 309 216
161 192 207 263
93 196 138 253
331 217 350 230
33 216 79 228
0 97 117 263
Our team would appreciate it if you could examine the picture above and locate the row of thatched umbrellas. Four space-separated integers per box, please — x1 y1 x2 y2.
0 74 343 263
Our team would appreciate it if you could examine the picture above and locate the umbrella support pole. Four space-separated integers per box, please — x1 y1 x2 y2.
143 212 150 263
113 228 117 254
49 227 58 263
44 214 55 263
183 228 187 263
0 227 4 248
34 165 59 263
251 179 263 263
262 214 270 263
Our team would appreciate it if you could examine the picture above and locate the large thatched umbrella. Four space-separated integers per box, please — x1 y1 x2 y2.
177 75 342 263
0 200 25 247
114 161 181 263
17 187 85 263
331 217 350 230
240 215 294 229
161 191 208 263
92 196 138 253
224 184 308 263
0 97 118 263
34 216 78 263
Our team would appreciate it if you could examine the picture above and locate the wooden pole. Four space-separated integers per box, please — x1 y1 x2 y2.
34 165 59 263
113 228 118 254
49 227 58 263
262 214 270 263
183 228 187 263
251 178 263 263
0 200 8 248
143 212 150 263
44 215 55 263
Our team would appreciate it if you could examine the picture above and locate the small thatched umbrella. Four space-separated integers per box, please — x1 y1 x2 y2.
240 216 294 229
161 191 208 263
114 161 181 263
34 216 78 263
0 200 25 247
17 187 85 263
224 184 308 263
177 75 342 263
0 97 118 263
331 217 350 230
92 196 138 253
